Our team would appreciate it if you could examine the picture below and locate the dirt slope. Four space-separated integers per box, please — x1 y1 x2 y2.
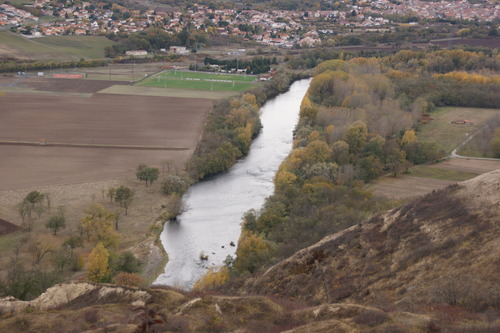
241 170 500 309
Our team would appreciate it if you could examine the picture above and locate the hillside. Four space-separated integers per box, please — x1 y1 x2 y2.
240 170 500 310
1 171 498 332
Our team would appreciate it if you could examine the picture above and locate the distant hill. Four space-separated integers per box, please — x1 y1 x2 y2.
240 170 500 311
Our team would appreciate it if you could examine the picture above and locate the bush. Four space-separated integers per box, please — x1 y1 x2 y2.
113 272 144 287
353 309 389 327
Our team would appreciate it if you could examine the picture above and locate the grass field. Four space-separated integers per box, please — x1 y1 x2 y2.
0 31 115 60
417 107 500 154
138 70 256 91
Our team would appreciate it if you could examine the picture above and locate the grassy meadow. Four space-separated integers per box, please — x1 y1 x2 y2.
0 31 115 60
417 107 500 154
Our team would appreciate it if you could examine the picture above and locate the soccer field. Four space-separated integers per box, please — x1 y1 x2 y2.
138 70 257 91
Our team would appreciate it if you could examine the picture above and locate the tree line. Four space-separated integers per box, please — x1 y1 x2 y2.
207 55 460 288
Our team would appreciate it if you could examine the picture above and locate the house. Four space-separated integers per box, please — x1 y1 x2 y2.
169 46 188 54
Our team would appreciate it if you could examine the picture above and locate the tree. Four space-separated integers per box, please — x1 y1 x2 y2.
164 195 189 221
80 204 119 248
401 129 417 146
28 240 52 265
25 191 44 207
87 242 110 282
162 174 188 196
45 211 66 236
52 245 73 272
136 164 159 186
343 121 368 155
107 187 116 202
331 140 350 165
115 185 134 215
115 251 141 273
19 190 47 231
387 148 407 177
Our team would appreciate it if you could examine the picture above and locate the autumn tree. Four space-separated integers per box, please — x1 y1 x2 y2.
234 230 271 274
343 121 368 155
331 140 350 165
401 129 417 146
115 185 134 215
80 204 119 248
87 242 110 282
387 148 408 177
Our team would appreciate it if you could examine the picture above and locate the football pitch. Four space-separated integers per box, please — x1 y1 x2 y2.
137 70 257 91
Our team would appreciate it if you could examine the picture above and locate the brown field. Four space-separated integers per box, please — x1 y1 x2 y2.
0 86 213 191
0 218 21 236
430 37 500 49
18 77 128 93
369 158 500 199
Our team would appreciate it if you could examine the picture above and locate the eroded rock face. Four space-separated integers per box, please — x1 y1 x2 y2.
0 282 151 315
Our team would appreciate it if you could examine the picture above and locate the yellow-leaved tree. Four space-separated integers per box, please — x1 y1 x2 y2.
401 129 417 146
87 242 110 282
80 204 120 249
234 230 271 274
193 267 229 291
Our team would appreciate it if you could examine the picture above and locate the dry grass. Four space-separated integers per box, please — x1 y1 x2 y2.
418 107 500 154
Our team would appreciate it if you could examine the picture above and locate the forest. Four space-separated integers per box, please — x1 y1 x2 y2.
194 48 500 289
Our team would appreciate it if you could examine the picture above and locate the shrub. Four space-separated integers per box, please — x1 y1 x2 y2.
353 309 389 327
113 272 144 287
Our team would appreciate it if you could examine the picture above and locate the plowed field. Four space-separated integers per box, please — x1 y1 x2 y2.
0 88 212 190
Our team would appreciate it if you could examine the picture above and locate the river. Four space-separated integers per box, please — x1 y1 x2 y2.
154 79 311 290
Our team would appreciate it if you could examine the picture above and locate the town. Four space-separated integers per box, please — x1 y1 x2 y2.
1 0 498 49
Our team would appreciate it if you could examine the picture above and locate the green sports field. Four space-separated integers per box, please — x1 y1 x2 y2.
137 70 256 91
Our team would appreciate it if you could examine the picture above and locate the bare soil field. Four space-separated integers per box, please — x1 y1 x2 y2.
369 158 500 199
0 91 212 191
19 77 128 93
98 84 237 99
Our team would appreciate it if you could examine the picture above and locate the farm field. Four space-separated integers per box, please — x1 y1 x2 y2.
418 106 500 154
370 107 500 199
0 31 115 60
138 70 256 91
368 158 500 199
0 89 213 190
